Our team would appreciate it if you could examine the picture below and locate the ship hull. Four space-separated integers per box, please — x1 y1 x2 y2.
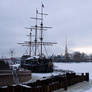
21 63 53 73
21 56 53 73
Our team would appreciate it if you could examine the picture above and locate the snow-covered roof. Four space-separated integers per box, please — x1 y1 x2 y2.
26 56 40 60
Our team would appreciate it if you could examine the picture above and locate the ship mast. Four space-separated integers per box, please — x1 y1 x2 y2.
18 9 40 56
35 9 38 56
40 4 44 57
27 28 32 56
31 9 42 56
18 3 57 57
38 3 51 57
29 28 32 56
18 27 32 56
31 9 38 56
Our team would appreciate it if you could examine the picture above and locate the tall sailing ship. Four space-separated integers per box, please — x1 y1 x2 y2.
19 4 56 73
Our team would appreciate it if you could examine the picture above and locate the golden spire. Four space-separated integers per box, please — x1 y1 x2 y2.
65 39 69 59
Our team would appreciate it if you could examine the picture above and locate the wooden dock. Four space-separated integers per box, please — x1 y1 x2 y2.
0 72 89 92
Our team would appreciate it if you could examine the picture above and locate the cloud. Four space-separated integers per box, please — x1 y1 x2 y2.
0 0 92 57
71 46 92 54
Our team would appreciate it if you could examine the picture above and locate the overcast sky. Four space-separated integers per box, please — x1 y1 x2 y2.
0 0 92 57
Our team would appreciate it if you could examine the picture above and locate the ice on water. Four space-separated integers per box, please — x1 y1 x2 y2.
31 62 92 92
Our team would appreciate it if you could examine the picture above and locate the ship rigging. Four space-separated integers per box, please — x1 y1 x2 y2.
19 4 56 73
19 4 56 57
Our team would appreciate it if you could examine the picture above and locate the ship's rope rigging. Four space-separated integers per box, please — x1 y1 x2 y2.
18 3 57 57
43 45 48 57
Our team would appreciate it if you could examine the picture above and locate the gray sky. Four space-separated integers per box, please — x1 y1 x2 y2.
0 0 92 57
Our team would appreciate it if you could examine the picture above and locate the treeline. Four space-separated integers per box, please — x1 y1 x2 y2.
53 52 92 62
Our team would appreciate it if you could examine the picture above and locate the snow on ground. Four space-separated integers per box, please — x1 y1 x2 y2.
54 62 92 79
53 62 92 92
84 88 92 92
30 71 63 82
9 64 20 70
54 80 92 92
31 62 92 92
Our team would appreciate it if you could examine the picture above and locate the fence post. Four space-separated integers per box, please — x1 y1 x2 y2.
85 73 89 82
46 85 50 92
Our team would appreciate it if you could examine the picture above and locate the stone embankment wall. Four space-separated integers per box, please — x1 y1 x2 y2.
0 70 32 86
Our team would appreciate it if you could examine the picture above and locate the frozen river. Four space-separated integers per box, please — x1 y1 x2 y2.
31 62 92 92
54 62 92 92
54 62 92 79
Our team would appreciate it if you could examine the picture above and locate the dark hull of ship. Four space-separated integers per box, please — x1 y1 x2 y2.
21 57 53 73
21 63 53 73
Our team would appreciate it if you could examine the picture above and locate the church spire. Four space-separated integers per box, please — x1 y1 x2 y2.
65 39 69 59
